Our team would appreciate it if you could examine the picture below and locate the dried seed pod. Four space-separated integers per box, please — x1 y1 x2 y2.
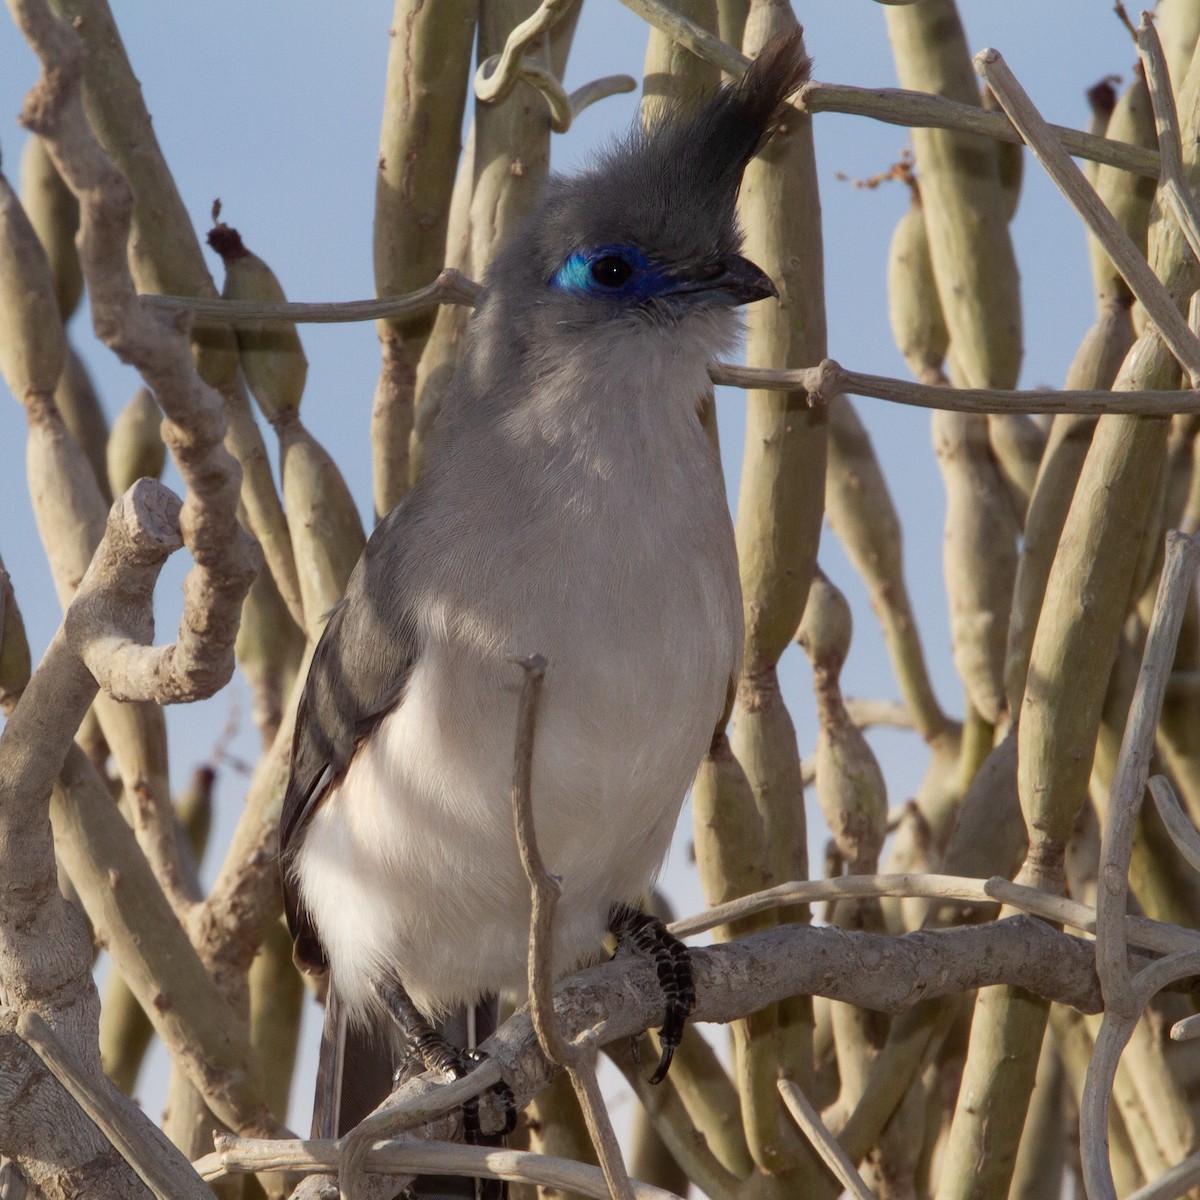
736 5 826 670
18 135 82 319
280 420 366 635
933 409 1018 726
798 571 887 876
826 398 949 748
885 0 1021 391
1089 67 1157 309
106 387 166 496
887 195 950 383
371 0 477 517
209 224 308 420
236 560 304 749
0 167 65 401
249 916 304 1121
411 122 476 487
641 0 720 127
1005 298 1133 711
982 83 1022 223
1083 76 1118 189
691 733 772 944
987 412 1046 522
54 346 111 503
1156 0 1200 105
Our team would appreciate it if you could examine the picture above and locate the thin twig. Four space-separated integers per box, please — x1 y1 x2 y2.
472 0 624 134
507 654 638 1200
621 1 1161 175
128 296 1200 415
843 697 916 730
976 48 1200 386
618 0 747 74
667 869 1200 956
196 1134 681 1200
799 81 1161 179
474 0 576 104
1095 534 1200 1015
1125 1151 1200 1200
1135 16 1200 276
1080 532 1200 1200
1136 15 1184 183
1170 1014 1200 1042
714 358 1200 413
508 655 568 1062
776 1078 876 1200
16 1011 212 1200
139 269 483 325
1147 775 1200 874
1082 945 1200 1200
568 74 638 119
16 0 257 705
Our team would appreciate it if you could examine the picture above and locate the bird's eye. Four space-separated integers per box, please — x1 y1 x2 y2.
590 255 633 288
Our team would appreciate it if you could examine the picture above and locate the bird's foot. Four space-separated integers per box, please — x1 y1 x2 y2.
608 904 695 1084
455 1049 518 1142
377 984 516 1138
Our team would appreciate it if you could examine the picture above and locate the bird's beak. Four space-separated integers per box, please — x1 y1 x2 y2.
667 255 778 306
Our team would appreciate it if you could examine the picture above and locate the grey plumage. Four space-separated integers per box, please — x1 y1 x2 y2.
279 28 810 1181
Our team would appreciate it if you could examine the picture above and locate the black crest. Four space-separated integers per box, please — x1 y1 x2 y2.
498 31 812 291
652 29 813 206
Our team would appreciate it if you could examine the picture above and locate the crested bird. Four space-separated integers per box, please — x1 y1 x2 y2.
280 30 811 1196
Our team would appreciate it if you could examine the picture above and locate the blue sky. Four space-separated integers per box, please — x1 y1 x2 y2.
0 0 1138 1133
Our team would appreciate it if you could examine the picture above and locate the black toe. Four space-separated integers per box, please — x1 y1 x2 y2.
608 904 696 1085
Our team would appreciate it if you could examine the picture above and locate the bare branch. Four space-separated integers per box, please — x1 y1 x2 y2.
712 358 1200 414
975 48 1200 386
15 1010 212 1200
842 698 915 730
667 870 1200 957
335 915 1125 1160
799 80 1161 179
12 0 257 705
199 1135 681 1199
1080 532 1200 1200
1137 15 1200 274
1096 533 1200 1014
473 0 584 131
50 741 283 1137
776 1079 875 1200
141 269 484 326
620 1 1160 176
1146 774 1200 875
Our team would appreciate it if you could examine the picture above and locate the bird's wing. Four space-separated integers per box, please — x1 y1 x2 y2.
279 498 422 969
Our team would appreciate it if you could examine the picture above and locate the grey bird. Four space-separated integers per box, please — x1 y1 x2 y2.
279 31 810 1196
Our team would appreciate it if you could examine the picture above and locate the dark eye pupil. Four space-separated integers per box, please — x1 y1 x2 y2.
590 256 632 288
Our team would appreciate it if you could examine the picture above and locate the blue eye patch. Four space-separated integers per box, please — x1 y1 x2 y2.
549 245 671 300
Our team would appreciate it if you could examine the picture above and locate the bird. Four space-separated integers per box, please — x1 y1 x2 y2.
279 29 811 1195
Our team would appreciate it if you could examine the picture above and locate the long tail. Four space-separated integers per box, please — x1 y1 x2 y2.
313 984 504 1199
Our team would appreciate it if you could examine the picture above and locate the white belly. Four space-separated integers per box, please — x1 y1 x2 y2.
294 610 729 1021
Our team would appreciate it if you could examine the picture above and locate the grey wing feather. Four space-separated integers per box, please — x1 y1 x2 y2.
279 497 423 969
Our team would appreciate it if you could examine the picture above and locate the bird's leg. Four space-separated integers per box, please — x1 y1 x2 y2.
374 981 517 1139
607 903 695 1084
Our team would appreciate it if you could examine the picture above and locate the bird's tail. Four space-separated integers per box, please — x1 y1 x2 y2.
313 984 504 1200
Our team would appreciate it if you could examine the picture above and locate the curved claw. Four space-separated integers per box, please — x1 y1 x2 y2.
608 904 697 1085
649 1040 677 1086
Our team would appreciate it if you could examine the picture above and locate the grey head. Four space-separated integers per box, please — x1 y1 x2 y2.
479 31 812 342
